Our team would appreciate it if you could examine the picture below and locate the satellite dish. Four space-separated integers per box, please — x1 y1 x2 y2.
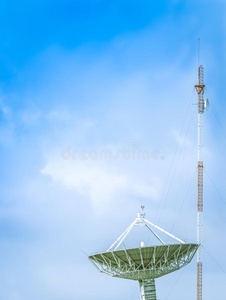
89 210 198 300
205 98 209 110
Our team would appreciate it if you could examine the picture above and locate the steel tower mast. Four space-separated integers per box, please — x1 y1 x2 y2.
195 64 205 300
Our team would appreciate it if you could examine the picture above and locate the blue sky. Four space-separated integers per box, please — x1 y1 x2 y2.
0 0 226 299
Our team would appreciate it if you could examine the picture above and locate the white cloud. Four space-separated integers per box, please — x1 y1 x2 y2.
19 109 41 124
41 156 160 208
42 159 127 206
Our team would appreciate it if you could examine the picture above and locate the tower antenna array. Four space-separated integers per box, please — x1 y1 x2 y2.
195 45 207 300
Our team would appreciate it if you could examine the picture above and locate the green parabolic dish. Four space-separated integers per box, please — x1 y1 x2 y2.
89 243 199 280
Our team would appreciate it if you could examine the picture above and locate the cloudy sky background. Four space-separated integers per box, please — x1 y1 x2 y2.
0 0 226 299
